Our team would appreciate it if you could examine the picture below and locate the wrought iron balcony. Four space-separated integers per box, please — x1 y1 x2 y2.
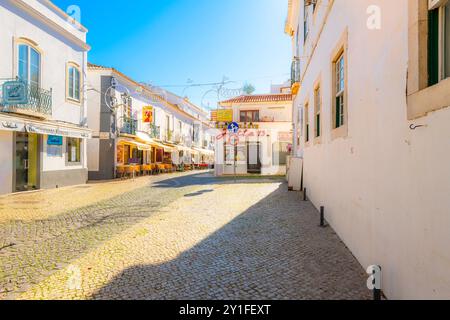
173 132 183 144
119 116 137 135
291 59 301 86
0 79 52 118
148 124 161 139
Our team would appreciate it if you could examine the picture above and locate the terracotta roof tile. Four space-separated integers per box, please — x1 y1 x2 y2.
220 94 293 105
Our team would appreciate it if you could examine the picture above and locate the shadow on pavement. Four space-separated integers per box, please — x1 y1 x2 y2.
152 172 285 189
92 184 371 300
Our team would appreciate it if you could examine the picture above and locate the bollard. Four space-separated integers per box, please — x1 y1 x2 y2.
303 188 307 201
320 206 325 227
374 287 382 301
367 265 382 301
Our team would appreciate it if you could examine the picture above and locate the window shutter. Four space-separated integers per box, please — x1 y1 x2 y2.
428 8 440 86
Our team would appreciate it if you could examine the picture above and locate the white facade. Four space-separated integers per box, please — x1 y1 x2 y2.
286 0 450 299
86 64 214 180
214 94 293 176
0 0 91 194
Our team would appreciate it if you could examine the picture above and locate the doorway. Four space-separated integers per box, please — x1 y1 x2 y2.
15 132 39 192
247 142 261 174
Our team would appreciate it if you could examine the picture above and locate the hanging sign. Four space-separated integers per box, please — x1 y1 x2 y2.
2 81 28 106
143 106 154 123
47 135 63 146
217 109 233 122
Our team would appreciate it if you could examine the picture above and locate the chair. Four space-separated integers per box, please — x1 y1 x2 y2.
116 166 125 179
133 165 140 177
124 166 134 178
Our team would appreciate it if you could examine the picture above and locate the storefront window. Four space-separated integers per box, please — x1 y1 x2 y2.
123 145 130 164
117 145 124 164
156 148 163 163
67 138 81 163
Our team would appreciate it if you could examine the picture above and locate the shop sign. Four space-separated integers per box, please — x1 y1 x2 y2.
216 129 267 141
215 123 259 130
210 110 217 122
216 109 233 122
1 121 26 132
142 106 153 123
278 132 293 142
47 135 63 146
2 81 28 106
26 124 91 138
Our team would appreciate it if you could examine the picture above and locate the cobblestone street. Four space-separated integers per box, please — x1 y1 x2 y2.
0 171 371 300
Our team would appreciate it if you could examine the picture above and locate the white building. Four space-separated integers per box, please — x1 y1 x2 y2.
285 0 450 299
214 93 293 176
86 63 214 180
0 0 91 194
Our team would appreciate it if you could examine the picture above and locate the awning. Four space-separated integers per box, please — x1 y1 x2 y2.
175 145 191 152
26 124 91 138
118 138 152 151
0 113 92 138
0 119 26 132
193 147 215 155
135 131 174 152
161 142 176 153
151 141 172 152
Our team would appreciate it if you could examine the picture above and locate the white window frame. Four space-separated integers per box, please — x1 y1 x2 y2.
67 62 81 103
17 41 41 88
335 53 345 128
314 85 321 138
429 0 450 80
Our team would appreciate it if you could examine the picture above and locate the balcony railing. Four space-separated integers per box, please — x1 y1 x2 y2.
0 79 52 118
148 124 161 139
162 130 174 142
173 132 183 144
120 117 137 135
291 59 301 86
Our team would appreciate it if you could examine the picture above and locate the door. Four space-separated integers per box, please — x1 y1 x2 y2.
15 132 38 192
247 142 261 174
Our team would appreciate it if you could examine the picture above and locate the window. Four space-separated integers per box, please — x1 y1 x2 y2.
334 53 345 129
67 138 81 163
428 1 450 86
314 85 321 137
304 103 310 143
446 3 450 78
18 44 40 87
67 64 81 101
304 2 310 42
166 115 171 140
240 110 259 122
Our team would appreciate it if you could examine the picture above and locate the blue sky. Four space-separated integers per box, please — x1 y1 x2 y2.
53 0 291 109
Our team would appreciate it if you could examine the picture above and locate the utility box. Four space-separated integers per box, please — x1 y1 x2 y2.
288 157 303 191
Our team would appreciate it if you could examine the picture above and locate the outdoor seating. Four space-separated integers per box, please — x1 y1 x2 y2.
124 165 134 178
116 165 126 179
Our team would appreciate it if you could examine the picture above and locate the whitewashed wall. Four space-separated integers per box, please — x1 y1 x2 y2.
295 0 450 299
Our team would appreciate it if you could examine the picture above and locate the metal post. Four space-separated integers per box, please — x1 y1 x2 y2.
374 265 382 301
370 265 382 301
374 287 382 301
320 206 325 227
